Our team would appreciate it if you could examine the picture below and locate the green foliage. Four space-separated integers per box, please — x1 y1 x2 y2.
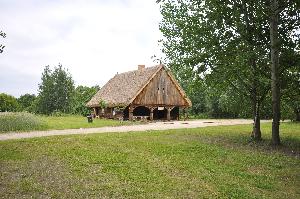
0 123 299 198
17 94 36 111
0 112 46 132
0 93 20 112
72 85 100 116
281 60 300 121
159 0 270 120
158 0 300 121
186 78 207 115
36 64 75 115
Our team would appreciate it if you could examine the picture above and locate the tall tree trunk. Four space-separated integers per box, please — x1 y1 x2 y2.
295 108 300 122
250 55 262 140
243 1 262 140
270 0 281 145
252 98 261 140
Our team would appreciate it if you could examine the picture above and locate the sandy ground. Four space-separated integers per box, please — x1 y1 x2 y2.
0 119 270 141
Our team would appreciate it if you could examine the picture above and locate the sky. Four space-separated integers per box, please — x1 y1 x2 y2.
0 0 163 97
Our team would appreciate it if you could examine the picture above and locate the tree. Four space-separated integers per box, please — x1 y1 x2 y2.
36 66 54 114
270 0 281 145
281 53 300 121
36 64 75 114
159 0 271 140
0 30 6 53
72 85 100 116
269 0 300 145
168 61 208 116
17 94 36 111
0 93 20 112
158 0 299 142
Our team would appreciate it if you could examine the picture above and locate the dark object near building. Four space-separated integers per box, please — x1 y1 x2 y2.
87 115 93 123
86 64 191 121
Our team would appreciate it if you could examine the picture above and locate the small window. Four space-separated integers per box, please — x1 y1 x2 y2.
157 87 159 91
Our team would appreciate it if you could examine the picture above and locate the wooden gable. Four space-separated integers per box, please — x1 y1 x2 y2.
132 67 190 107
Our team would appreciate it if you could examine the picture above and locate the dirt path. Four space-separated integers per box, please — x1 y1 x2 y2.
0 119 269 141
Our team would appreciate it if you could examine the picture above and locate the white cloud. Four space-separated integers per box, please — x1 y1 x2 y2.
0 0 163 97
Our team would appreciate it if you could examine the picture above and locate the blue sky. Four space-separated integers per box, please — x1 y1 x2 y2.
0 0 163 97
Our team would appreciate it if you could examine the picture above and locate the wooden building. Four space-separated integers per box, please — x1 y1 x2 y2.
86 64 191 121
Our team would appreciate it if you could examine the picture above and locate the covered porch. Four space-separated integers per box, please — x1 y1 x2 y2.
124 105 187 121
91 105 188 121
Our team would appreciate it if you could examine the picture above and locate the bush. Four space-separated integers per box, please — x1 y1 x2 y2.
72 85 99 116
0 93 20 112
36 65 75 115
0 112 47 132
17 94 36 111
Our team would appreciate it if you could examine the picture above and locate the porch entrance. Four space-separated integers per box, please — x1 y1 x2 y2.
153 107 167 120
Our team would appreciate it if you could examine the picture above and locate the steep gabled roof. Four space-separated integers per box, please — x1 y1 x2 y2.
86 65 162 107
164 69 192 107
86 65 192 108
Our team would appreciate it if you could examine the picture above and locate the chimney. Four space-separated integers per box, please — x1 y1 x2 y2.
138 65 145 70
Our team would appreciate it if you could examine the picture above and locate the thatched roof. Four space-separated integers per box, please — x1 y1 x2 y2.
86 64 192 108
86 65 162 107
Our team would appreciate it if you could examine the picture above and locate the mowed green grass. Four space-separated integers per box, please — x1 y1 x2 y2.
0 122 299 198
0 113 135 133
40 115 134 130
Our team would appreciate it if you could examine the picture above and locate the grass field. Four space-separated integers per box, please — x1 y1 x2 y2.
0 122 299 198
0 113 134 133
40 115 134 130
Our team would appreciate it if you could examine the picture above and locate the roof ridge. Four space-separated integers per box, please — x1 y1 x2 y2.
115 65 161 76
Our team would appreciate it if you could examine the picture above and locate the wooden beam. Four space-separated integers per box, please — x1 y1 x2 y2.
93 107 96 118
150 107 154 121
129 105 134 121
167 107 171 121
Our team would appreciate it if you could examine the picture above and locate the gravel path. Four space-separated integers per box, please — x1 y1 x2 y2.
0 119 269 141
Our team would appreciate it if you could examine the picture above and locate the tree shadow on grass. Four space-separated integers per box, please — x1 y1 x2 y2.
168 131 300 158
229 134 300 158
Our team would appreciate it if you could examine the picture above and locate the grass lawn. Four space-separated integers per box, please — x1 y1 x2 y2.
0 122 299 198
0 113 135 133
40 115 135 130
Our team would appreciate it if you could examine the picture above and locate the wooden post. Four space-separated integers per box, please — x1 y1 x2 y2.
167 107 171 121
129 105 134 121
150 107 154 121
93 107 96 118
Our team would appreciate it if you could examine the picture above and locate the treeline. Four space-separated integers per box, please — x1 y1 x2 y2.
0 64 99 116
184 80 299 121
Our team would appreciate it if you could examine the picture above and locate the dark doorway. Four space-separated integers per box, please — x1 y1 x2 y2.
123 106 129 120
153 107 167 120
133 106 150 116
171 106 179 120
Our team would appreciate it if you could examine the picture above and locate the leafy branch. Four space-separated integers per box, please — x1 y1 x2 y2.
0 30 6 53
